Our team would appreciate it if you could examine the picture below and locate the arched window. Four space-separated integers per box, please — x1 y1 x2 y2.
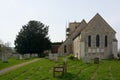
105 35 108 47
96 35 100 47
88 35 91 47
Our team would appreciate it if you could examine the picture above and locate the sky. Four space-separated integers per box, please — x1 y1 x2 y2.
0 0 120 49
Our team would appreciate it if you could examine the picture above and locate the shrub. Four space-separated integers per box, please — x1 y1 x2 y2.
117 54 120 59
110 54 114 59
68 54 74 60
117 49 120 59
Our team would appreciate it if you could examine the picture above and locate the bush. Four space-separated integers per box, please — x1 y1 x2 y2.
117 50 120 59
117 54 120 59
38 53 46 57
110 54 114 59
68 54 74 60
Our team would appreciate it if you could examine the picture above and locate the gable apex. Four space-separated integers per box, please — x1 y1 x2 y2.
84 13 116 33
95 13 101 17
92 13 105 22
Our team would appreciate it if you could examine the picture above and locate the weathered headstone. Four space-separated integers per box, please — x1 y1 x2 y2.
63 57 67 63
19 54 23 60
49 53 53 60
31 54 34 57
54 54 58 62
63 57 67 72
28 54 30 58
2 54 8 62
24 54 30 59
82 56 90 64
94 57 99 64
35 54 38 57
31 53 38 57
16 54 23 60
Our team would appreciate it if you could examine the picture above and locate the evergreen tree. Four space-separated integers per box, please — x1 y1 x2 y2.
14 20 51 56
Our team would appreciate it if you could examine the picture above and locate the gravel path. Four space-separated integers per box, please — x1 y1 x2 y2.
0 58 40 75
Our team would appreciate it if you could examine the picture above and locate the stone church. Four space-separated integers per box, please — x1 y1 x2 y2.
58 13 118 59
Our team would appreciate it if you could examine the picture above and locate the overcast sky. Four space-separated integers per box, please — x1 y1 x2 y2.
0 0 120 49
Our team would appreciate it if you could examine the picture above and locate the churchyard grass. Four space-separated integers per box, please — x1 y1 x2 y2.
0 57 35 70
94 60 120 80
0 57 120 80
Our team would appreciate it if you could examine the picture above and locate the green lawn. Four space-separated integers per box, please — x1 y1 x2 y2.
0 57 35 70
0 57 120 80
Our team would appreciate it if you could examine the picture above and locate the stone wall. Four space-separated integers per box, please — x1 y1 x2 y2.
59 13 117 59
73 13 117 59
82 14 117 59
73 35 80 59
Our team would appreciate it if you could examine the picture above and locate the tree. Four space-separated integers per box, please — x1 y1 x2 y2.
14 20 51 56
0 41 12 62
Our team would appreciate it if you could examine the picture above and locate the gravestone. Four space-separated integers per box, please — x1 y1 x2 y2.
31 54 35 57
63 57 67 72
31 53 38 57
82 56 90 64
63 57 67 63
28 54 30 58
35 54 38 57
53 54 58 62
24 54 30 59
49 53 53 60
94 57 99 64
2 54 8 62
19 55 23 60
17 54 23 60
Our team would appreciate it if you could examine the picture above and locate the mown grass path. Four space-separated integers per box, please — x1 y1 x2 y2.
90 64 99 80
0 58 40 75
0 58 36 70
109 66 114 80
72 65 91 80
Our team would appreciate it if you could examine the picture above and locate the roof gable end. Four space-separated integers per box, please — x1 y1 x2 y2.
83 13 116 33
